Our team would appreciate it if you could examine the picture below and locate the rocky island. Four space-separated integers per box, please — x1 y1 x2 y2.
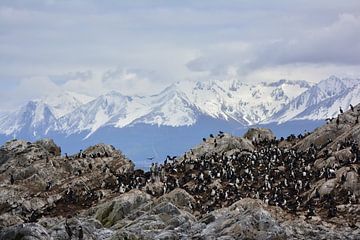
0 105 359 239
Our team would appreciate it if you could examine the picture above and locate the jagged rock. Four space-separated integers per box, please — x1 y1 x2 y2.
48 217 113 240
335 148 354 163
112 201 196 239
154 188 196 213
34 139 61 156
93 190 151 228
318 178 337 196
83 143 135 174
0 139 136 232
180 133 254 162
198 198 286 240
296 106 360 152
343 170 360 195
0 223 50 240
244 127 276 142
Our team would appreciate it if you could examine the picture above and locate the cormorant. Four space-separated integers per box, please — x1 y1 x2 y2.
10 174 14 185
65 218 72 240
340 107 343 114
45 181 52 191
78 225 84 240
350 104 354 112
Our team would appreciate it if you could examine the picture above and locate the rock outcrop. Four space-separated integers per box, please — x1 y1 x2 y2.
244 127 276 143
0 103 360 239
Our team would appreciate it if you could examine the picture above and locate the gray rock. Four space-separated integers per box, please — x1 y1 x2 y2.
243 127 276 143
34 139 61 157
0 223 50 240
94 190 151 227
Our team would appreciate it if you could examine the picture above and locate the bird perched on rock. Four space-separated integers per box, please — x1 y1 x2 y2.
10 174 14 185
45 181 52 191
350 104 354 112
65 218 72 240
78 225 83 240
340 107 344 114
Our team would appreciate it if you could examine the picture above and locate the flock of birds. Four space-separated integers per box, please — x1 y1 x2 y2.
6 104 360 239
59 105 359 216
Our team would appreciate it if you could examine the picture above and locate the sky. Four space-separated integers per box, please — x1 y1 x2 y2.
0 0 360 110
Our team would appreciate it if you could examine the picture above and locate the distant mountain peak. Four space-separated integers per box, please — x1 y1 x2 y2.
0 75 359 137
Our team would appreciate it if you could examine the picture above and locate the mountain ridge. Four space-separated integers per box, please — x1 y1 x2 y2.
0 75 359 138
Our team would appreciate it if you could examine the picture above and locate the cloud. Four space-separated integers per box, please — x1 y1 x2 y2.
186 13 360 81
1 1 360 109
49 71 92 85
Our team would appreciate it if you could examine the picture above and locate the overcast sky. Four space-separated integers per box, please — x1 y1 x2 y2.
1 0 360 110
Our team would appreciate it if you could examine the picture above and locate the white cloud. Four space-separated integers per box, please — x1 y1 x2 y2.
0 1 360 109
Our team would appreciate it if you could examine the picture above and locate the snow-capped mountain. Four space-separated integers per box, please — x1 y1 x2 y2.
44 91 94 118
269 76 360 123
176 78 312 124
0 91 94 136
54 77 312 137
58 91 134 137
0 100 59 136
0 75 359 138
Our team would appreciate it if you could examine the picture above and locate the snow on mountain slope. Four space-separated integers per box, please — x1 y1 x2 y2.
0 100 59 136
176 78 312 124
131 84 199 127
269 76 360 123
0 75 358 138
43 91 94 118
58 85 200 137
58 91 133 137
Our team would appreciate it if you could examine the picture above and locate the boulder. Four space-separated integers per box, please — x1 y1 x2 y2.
334 148 354 163
94 190 151 227
35 139 61 156
155 188 196 213
180 133 254 162
0 223 50 240
244 128 276 143
318 178 337 196
199 198 286 240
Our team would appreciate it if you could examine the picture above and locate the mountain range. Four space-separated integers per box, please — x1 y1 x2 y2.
0 75 359 166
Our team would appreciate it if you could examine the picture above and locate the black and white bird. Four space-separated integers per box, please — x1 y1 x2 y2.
350 104 354 112
45 181 52 191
